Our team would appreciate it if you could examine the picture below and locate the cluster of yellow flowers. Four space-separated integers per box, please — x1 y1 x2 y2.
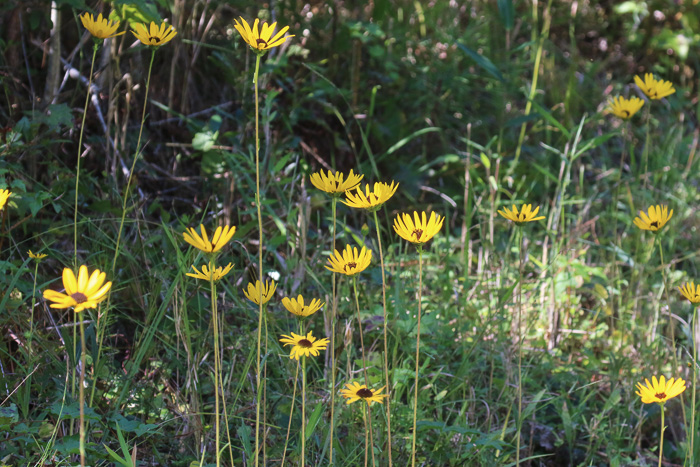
609 73 675 120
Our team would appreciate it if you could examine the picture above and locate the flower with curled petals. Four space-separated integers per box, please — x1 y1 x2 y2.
282 295 324 318
636 375 686 405
393 211 444 245
243 280 277 305
326 245 372 276
498 204 545 225
279 331 329 360
609 96 644 119
132 21 177 47
339 381 388 406
28 250 48 261
42 265 112 313
234 17 294 53
679 282 700 304
186 263 233 282
310 169 364 195
343 182 398 211
633 205 672 233
80 12 124 40
634 73 675 100
183 224 236 254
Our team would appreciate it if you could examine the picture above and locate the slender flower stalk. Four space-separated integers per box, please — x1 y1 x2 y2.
410 246 424 467
309 169 364 462
43 266 112 467
352 276 377 467
96 46 158 403
209 257 222 467
280 360 300 467
279 329 328 466
244 279 276 466
497 204 543 464
679 282 700 465
235 17 294 466
329 197 338 463
372 209 393 464
73 42 98 267
27 251 47 353
302 351 307 467
183 224 235 467
392 211 443 466
633 74 674 188
515 230 525 465
252 51 265 467
635 375 686 467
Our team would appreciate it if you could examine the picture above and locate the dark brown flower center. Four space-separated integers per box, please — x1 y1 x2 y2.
148 36 161 44
650 221 659 228
622 109 630 117
71 292 88 304
344 262 357 272
655 392 666 399
412 229 424 240
256 38 268 48
298 339 313 348
357 388 373 398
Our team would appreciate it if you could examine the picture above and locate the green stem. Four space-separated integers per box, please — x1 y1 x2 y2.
410 246 424 467
253 52 264 467
112 47 155 273
372 209 392 466
79 317 86 467
642 104 651 189
210 257 221 467
329 196 338 465
516 229 524 465
280 361 300 467
91 47 156 405
29 260 39 354
659 403 665 467
692 305 698 466
302 354 307 467
657 242 686 432
353 275 377 467
74 42 98 268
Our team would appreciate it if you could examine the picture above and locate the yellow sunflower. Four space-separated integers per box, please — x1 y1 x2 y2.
243 280 277 305
279 331 329 360
0 189 10 210
679 282 700 304
634 73 675 100
43 265 112 313
633 205 672 232
393 211 444 245
132 21 177 47
310 169 364 195
281 295 324 317
609 96 644 119
343 181 399 211
28 250 48 261
234 17 294 52
79 12 124 40
325 245 372 276
339 381 388 406
636 375 686 404
186 263 233 281
497 204 546 225
183 224 236 254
